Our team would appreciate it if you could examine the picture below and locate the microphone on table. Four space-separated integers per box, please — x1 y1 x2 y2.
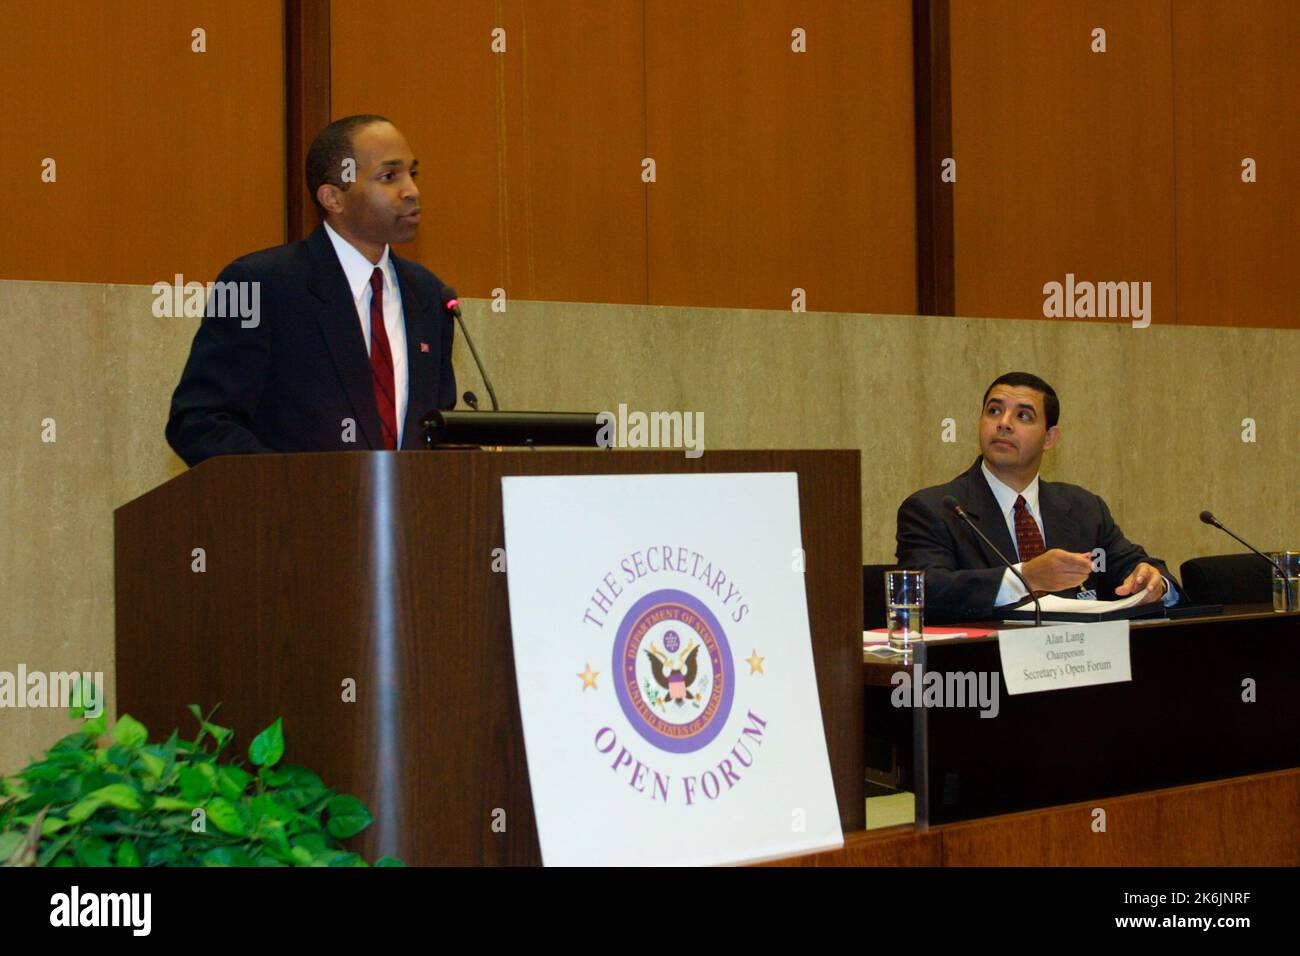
441 286 499 411
943 494 1042 627
1198 511 1286 578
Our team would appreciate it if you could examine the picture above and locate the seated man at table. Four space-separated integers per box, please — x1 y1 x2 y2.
895 371 1182 623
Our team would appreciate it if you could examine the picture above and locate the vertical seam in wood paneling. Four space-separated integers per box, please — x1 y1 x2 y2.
641 0 650 305
494 0 511 292
284 0 331 243
520 3 536 295
1168 2 1181 327
912 0 954 316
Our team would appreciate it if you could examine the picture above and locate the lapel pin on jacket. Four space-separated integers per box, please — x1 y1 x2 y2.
420 342 430 352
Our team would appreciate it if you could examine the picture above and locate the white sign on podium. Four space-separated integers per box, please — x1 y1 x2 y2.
501 472 843 866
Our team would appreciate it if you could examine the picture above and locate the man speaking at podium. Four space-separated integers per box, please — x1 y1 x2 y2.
895 372 1181 623
166 115 457 467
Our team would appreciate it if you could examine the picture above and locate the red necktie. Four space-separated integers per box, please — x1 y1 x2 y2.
368 267 398 450
1014 495 1048 595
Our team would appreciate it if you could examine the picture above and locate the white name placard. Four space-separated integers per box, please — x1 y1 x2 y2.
501 472 842 867
997 621 1132 696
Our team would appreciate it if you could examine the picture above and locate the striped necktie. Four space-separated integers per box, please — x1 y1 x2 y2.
368 267 397 450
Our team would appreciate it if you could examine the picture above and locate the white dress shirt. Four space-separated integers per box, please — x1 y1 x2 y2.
323 220 409 448
980 461 1178 608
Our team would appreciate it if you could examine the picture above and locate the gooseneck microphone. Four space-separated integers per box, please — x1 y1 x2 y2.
441 286 499 411
1199 511 1286 578
943 494 1042 627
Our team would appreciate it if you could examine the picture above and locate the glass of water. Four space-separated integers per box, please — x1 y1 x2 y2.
885 570 925 650
1269 552 1300 612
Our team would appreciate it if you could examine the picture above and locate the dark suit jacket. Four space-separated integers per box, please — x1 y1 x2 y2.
166 225 456 466
895 457 1176 623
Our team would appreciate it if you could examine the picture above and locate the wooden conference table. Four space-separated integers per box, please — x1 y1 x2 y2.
772 605 1300 866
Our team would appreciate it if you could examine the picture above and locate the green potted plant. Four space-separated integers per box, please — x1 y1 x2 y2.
0 684 400 867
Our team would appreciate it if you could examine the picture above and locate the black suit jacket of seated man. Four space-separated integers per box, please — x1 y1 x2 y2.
166 224 457 467
895 456 1178 623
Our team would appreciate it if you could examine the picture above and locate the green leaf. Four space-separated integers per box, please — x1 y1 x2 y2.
49 732 92 754
86 783 143 811
113 714 149 749
265 766 327 809
149 796 195 812
205 797 248 837
135 750 166 781
216 766 252 801
105 745 135 768
18 764 62 783
37 834 73 867
259 766 292 787
65 783 141 824
82 711 108 737
188 704 233 750
251 795 297 826
324 795 373 839
248 718 284 768
75 836 113 867
116 840 141 867
374 856 406 867
178 765 214 802
66 797 104 824
202 846 255 867
292 832 328 854
256 818 294 860
41 816 69 837
147 844 182 866
0 831 24 863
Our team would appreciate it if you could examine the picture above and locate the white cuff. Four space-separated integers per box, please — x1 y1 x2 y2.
1160 575 1180 607
996 564 1029 607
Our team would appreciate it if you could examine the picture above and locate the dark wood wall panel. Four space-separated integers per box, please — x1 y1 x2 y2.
769 768 1300 866
330 0 648 305
1172 0 1300 330
941 767 1300 866
644 0 916 314
0 0 284 284
949 0 1177 324
286 0 332 242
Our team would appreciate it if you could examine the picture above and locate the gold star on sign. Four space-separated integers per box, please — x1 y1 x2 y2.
578 663 600 691
745 650 765 675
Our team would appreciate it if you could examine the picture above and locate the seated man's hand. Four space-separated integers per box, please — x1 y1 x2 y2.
1022 549 1093 593
1115 561 1168 605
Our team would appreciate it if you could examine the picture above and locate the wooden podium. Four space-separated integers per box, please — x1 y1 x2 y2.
114 450 862 865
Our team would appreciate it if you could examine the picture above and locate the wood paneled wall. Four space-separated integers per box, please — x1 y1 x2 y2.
5 2 1291 327
329 0 918 314
949 0 1298 329
950 1 1177 325
0 1 285 285
1172 0 1300 329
